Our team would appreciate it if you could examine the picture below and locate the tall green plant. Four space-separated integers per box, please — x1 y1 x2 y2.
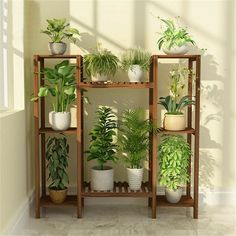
157 17 195 50
46 135 69 190
86 107 118 170
158 135 191 190
120 47 151 72
118 109 153 169
41 18 80 43
31 60 76 112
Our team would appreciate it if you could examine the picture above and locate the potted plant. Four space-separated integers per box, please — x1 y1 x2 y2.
158 66 195 131
118 109 153 190
31 60 76 131
120 47 151 82
84 48 119 82
86 106 118 191
41 18 80 55
158 135 191 203
46 135 69 204
157 17 196 55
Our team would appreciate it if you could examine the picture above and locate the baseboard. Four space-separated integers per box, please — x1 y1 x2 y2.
1 190 34 236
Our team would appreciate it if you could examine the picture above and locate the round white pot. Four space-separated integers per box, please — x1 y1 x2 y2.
91 74 109 82
48 42 67 55
164 113 185 131
49 111 71 131
163 44 189 55
128 65 144 82
165 187 182 203
91 166 114 191
127 167 143 190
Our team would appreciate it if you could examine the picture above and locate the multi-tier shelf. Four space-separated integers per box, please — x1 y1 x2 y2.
33 54 200 219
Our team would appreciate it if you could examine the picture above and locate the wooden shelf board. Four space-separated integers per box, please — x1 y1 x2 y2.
158 128 195 134
78 82 153 88
82 181 153 197
40 195 77 208
156 55 199 59
39 127 77 134
37 55 79 59
157 195 194 207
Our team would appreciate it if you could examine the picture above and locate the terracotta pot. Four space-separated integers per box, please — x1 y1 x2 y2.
49 187 68 204
164 113 185 131
127 167 143 190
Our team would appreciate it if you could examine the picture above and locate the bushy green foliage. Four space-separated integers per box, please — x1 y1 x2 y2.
157 17 195 50
31 60 76 112
84 49 119 77
120 47 151 72
158 135 191 190
41 18 80 43
118 109 153 169
86 107 118 170
46 135 69 190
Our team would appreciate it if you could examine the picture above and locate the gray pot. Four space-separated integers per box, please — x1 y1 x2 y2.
165 187 182 203
48 42 67 55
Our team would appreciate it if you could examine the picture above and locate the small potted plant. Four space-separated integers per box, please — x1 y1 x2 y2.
118 109 153 190
158 66 195 131
86 106 118 191
158 135 191 203
157 17 196 55
84 48 119 82
46 135 69 204
31 60 76 131
41 18 80 55
120 47 151 82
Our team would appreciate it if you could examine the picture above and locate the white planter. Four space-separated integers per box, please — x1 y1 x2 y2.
163 44 189 55
91 74 109 82
164 113 185 131
127 167 143 190
165 187 182 203
91 166 114 191
49 111 71 131
48 42 67 55
128 65 144 82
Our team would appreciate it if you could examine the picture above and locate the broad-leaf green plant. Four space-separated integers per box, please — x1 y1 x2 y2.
84 49 119 77
158 135 191 190
31 60 76 112
120 47 151 72
86 107 118 170
157 17 195 50
118 108 154 169
41 18 80 43
46 135 69 190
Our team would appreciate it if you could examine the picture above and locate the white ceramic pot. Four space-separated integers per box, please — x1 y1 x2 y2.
91 166 114 191
165 187 182 203
163 44 189 55
91 74 109 82
164 113 185 131
128 65 144 82
49 111 71 131
48 42 67 55
127 167 143 190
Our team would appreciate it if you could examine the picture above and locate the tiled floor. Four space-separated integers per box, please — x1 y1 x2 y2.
19 204 236 236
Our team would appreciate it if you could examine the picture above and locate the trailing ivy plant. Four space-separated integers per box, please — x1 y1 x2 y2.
46 135 69 190
84 49 119 77
158 135 191 190
120 47 151 72
118 108 155 169
86 107 118 170
157 17 195 50
41 18 80 43
31 60 76 112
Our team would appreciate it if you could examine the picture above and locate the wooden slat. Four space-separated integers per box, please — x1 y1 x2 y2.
156 55 198 59
156 195 194 207
39 127 77 134
38 55 79 59
158 128 195 135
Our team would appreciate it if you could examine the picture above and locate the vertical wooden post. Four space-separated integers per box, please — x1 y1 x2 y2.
187 58 193 197
34 55 40 218
40 58 46 198
194 55 201 219
76 56 82 218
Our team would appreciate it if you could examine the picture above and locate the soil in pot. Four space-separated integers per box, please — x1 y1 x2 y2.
49 187 68 204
